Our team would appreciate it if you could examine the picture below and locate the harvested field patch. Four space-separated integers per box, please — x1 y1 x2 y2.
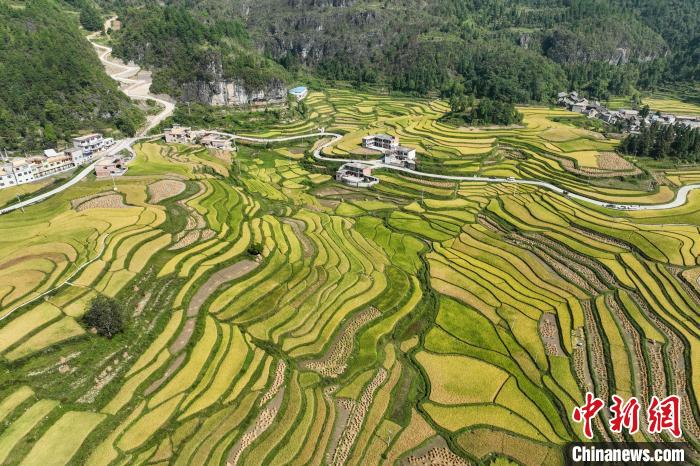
148 180 186 203
301 307 380 378
75 194 127 211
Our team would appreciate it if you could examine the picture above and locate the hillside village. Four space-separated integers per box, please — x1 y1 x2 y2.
557 91 700 133
0 134 115 189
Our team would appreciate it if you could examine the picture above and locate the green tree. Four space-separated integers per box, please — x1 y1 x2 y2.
79 5 102 32
640 104 651 118
82 295 125 338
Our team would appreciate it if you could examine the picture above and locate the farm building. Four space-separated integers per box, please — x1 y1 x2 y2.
335 163 379 187
0 165 16 188
363 134 416 169
383 145 417 169
95 156 127 178
164 125 194 144
288 86 309 101
65 147 89 165
72 133 110 155
362 134 399 151
200 134 234 151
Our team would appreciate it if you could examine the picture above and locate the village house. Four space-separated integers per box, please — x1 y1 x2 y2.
164 125 194 144
64 147 89 165
35 151 74 178
335 163 379 187
72 133 111 155
0 164 17 188
362 134 399 151
571 101 589 113
363 134 417 169
95 156 127 178
200 133 234 151
10 159 37 184
557 90 700 133
383 145 417 169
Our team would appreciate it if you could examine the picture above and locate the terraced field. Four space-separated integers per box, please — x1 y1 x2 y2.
0 91 698 465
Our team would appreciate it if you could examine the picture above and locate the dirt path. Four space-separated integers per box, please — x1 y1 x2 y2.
87 16 175 135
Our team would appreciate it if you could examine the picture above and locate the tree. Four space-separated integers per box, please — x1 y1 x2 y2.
82 295 125 338
449 93 469 113
640 104 651 118
79 5 102 32
247 243 263 256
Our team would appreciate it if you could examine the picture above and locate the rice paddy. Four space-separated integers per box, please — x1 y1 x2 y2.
0 89 698 465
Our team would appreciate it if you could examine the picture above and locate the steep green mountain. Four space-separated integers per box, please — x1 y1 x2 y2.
0 0 143 151
100 0 699 103
111 5 288 105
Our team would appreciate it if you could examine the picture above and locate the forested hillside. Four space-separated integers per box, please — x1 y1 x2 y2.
0 0 143 151
98 0 699 104
111 5 287 103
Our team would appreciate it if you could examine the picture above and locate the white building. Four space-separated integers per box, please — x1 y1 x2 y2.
0 164 17 188
65 147 89 165
72 133 106 155
362 134 399 151
384 145 416 169
288 86 309 101
11 159 37 184
200 133 234 151
335 163 379 187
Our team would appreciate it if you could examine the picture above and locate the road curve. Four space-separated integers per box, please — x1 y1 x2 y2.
212 130 700 210
0 137 150 215
87 18 175 135
3 130 699 216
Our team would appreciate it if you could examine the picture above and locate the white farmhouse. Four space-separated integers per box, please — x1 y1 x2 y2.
362 134 399 151
0 164 17 188
72 133 106 155
384 145 416 169
335 163 379 187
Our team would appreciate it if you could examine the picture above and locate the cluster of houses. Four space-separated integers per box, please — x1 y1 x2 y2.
557 91 700 133
0 133 114 190
335 134 418 187
164 125 236 151
361 134 417 169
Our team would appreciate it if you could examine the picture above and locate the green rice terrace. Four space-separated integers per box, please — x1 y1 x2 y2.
0 90 699 465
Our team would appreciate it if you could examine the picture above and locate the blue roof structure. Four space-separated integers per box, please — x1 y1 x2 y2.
289 86 308 95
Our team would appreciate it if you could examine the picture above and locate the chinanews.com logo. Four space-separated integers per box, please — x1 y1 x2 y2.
565 392 696 465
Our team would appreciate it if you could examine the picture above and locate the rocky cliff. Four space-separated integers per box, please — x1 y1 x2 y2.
181 79 286 106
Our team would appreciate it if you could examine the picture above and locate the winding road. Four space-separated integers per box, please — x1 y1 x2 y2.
89 17 175 135
0 18 174 216
212 130 700 211
1 22 698 215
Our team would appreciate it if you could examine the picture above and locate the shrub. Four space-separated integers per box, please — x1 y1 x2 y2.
247 244 263 256
82 295 125 338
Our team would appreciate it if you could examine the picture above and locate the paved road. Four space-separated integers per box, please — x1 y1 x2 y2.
4 129 699 216
215 130 700 210
0 138 139 215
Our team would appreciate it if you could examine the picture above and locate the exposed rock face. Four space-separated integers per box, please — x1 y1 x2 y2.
177 49 286 106
181 79 286 106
